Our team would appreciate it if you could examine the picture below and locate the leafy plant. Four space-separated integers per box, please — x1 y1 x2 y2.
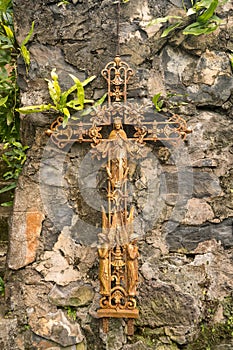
57 0 71 7
17 69 96 126
65 306 77 321
230 52 233 70
0 276 5 296
2 141 29 180
113 0 130 3
0 0 34 205
0 0 19 142
152 93 164 112
23 324 31 331
0 141 29 206
19 21 34 72
0 1 34 142
152 92 188 112
149 0 225 37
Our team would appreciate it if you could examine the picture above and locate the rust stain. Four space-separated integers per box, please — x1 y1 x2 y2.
25 210 44 265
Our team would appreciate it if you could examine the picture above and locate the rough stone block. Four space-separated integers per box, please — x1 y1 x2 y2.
182 198 215 225
29 309 84 347
8 209 44 270
166 218 233 251
0 318 18 350
48 282 94 307
122 341 148 349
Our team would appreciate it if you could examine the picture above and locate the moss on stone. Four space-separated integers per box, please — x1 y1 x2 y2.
184 296 233 350
133 326 178 349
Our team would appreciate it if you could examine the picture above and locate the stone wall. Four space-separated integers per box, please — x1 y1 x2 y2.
1 0 233 349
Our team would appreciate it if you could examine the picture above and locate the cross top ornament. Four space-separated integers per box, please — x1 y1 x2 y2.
46 55 191 335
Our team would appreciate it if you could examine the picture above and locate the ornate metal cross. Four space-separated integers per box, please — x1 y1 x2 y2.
46 56 191 335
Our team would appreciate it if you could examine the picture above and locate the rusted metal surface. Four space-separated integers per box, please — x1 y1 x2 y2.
45 104 191 148
102 55 134 104
46 56 191 335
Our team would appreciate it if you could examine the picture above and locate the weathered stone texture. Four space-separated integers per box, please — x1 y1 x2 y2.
7 176 45 269
30 309 84 347
49 281 94 307
2 0 232 349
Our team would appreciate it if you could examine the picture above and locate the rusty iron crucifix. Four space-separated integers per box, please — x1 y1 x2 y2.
46 56 191 335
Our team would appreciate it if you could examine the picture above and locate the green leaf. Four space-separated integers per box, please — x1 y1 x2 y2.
94 93 107 106
45 79 57 106
0 276 5 296
6 110 13 125
197 0 218 23
152 93 160 105
0 96 8 106
62 107 70 118
148 16 183 26
84 99 94 103
0 182 16 194
45 70 61 108
52 78 61 108
62 114 69 127
69 74 85 109
57 1 70 6
152 93 164 111
229 54 233 70
183 20 218 35
81 93 107 116
66 100 81 108
81 75 96 87
1 201 13 207
0 0 11 12
194 0 215 11
210 14 222 24
20 45 30 66
17 104 52 114
11 141 25 148
3 24 14 40
21 21 35 46
161 21 183 37
68 105 83 111
50 68 58 81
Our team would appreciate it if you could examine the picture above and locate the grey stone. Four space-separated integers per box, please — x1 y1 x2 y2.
193 171 222 198
161 45 196 90
162 170 222 199
29 309 84 347
214 342 233 350
48 282 94 307
138 282 200 331
166 218 233 251
122 341 148 349
211 194 233 221
182 198 215 225
29 44 86 90
155 345 179 350
35 230 97 285
100 319 126 350
160 46 233 106
35 250 81 286
0 318 18 350
7 177 45 270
